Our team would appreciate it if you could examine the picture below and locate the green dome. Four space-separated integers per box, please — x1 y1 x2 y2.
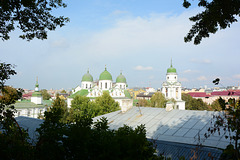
32 91 42 97
167 67 177 73
167 60 177 73
35 77 39 87
99 67 112 80
82 70 93 82
116 72 126 83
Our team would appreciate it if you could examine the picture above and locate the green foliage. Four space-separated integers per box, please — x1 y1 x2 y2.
36 110 160 160
50 94 68 123
68 95 97 121
182 93 209 110
60 90 67 93
138 99 151 107
150 92 167 108
68 92 120 122
0 86 22 106
205 78 240 159
206 99 240 159
211 98 222 111
183 0 240 44
94 91 120 115
0 0 69 41
40 89 51 100
0 62 32 159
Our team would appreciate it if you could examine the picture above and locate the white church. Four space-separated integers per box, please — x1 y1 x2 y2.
162 61 185 110
67 67 133 112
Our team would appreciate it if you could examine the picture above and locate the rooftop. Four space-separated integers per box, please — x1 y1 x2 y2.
93 107 230 159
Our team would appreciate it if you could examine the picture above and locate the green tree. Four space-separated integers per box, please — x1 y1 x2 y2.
50 94 68 123
205 79 240 159
67 92 120 122
211 98 222 111
0 0 69 41
68 95 98 121
40 89 51 100
0 62 32 159
183 0 240 45
36 112 161 160
60 90 67 94
182 93 209 110
94 92 120 115
150 92 167 108
0 86 22 106
36 100 68 160
138 99 151 107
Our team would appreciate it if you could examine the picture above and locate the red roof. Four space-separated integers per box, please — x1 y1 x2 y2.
22 92 33 98
188 92 211 98
211 90 240 96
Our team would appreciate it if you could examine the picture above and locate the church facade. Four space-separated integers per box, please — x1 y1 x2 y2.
162 61 185 110
67 67 132 112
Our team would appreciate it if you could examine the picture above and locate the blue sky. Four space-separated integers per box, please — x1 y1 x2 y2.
1 0 240 90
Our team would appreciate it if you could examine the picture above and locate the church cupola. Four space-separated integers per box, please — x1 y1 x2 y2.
116 71 127 89
166 59 178 83
81 69 94 89
31 77 43 105
99 66 113 90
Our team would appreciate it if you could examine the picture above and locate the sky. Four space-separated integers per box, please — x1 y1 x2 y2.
1 0 240 90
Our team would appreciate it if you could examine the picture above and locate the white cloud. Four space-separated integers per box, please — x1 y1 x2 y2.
134 65 153 71
111 10 129 15
182 69 199 74
179 77 189 82
197 76 207 81
233 74 240 79
191 59 212 64
149 75 155 79
51 38 69 48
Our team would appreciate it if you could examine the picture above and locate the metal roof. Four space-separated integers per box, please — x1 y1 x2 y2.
16 116 43 144
93 107 231 159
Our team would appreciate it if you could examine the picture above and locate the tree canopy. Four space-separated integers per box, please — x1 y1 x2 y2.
182 93 209 110
68 92 120 122
183 0 240 45
150 92 167 108
40 89 51 100
0 0 69 41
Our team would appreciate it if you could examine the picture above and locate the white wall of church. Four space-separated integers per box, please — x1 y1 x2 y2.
116 83 126 90
99 80 112 90
15 107 47 118
166 73 178 83
31 97 43 105
67 98 73 108
81 81 93 89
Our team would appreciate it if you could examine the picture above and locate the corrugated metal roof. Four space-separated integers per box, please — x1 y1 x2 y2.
93 107 231 159
16 116 43 144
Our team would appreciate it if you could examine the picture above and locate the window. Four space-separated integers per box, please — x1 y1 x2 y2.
90 84 91 88
175 76 176 79
101 82 102 89
167 77 169 79
120 85 122 89
105 82 107 89
86 84 88 88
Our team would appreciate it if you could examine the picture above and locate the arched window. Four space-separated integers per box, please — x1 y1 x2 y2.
105 82 107 89
86 84 88 89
